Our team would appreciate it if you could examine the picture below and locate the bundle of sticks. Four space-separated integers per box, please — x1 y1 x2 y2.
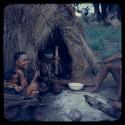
54 46 62 76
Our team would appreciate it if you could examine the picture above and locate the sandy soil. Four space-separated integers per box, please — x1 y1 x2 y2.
33 74 120 121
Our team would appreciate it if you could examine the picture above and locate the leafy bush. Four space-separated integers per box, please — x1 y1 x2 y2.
88 39 105 51
101 48 119 59
84 23 121 59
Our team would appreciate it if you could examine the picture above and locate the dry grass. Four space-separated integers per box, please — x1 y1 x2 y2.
4 4 98 81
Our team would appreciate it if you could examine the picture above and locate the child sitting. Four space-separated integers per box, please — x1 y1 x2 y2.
13 51 40 97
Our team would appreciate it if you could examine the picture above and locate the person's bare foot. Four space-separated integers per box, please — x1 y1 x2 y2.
88 85 99 93
84 83 96 87
52 84 62 94
84 78 97 87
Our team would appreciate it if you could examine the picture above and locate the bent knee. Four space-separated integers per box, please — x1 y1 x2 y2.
106 63 113 68
105 63 114 70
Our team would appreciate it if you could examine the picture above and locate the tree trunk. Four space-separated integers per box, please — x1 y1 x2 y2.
93 4 102 21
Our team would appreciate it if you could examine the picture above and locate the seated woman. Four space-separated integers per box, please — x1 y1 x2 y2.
37 49 72 94
89 53 121 109
13 51 40 97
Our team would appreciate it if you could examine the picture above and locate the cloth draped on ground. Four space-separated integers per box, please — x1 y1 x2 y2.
4 93 39 121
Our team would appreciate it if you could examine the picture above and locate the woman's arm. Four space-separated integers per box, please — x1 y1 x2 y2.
32 70 40 83
102 53 121 64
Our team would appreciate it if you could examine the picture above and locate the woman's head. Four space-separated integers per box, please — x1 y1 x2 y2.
37 49 54 60
14 52 29 69
44 49 54 60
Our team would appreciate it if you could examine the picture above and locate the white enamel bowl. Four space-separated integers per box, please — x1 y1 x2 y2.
68 83 84 90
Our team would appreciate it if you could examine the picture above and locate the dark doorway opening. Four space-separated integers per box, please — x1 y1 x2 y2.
38 26 72 79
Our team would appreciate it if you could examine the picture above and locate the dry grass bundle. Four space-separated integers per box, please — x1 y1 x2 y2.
4 4 97 81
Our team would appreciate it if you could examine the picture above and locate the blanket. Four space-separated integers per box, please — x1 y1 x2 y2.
4 93 39 121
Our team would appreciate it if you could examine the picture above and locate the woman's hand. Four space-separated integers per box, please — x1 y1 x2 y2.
14 85 23 92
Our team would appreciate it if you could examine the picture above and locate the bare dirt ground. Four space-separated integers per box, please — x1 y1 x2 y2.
33 74 119 121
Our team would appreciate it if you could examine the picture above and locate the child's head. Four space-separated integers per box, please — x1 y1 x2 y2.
4 69 18 83
14 52 29 69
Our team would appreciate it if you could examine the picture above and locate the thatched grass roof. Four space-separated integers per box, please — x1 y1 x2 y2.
4 4 97 81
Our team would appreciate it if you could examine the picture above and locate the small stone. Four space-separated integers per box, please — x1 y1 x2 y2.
68 108 82 121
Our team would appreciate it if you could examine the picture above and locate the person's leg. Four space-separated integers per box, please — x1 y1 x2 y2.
113 65 121 102
50 78 63 94
109 65 120 86
90 63 114 92
57 79 72 86
116 78 121 101
108 65 121 104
